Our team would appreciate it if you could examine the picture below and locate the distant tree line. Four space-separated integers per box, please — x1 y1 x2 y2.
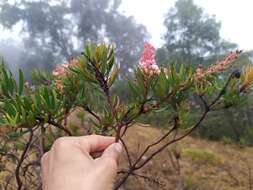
0 0 149 76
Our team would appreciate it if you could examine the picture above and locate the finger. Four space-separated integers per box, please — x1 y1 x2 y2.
41 152 50 189
76 135 116 153
100 142 122 164
95 143 123 181
41 152 49 174
51 135 115 154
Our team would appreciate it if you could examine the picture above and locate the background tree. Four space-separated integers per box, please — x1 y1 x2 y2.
161 0 237 65
0 39 23 75
0 0 148 76
154 0 253 146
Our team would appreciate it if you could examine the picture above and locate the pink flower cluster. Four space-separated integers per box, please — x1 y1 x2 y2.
52 58 78 92
52 58 78 77
195 50 242 81
139 43 160 76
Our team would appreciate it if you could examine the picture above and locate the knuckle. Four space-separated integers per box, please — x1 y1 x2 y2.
53 137 69 150
90 134 100 139
41 152 48 165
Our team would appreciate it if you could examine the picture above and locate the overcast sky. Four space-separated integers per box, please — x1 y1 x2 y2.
1 0 252 51
120 0 253 50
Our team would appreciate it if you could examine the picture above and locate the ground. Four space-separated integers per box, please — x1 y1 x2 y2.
1 120 253 190
117 125 253 190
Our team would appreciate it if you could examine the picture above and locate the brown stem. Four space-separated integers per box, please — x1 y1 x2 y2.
114 74 235 189
115 84 188 142
40 125 46 153
15 129 34 190
22 161 40 177
134 73 235 170
115 124 123 142
209 72 235 109
114 172 132 190
134 109 208 170
83 52 120 138
82 105 101 123
48 120 72 136
119 137 132 167
130 172 163 186
118 170 163 186
82 53 109 96
133 117 179 167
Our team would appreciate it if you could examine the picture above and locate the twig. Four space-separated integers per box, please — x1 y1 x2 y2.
114 171 132 190
131 172 164 187
15 129 34 190
48 119 72 136
133 117 179 167
82 105 101 123
134 109 208 170
119 137 132 167
114 73 235 189
115 85 188 142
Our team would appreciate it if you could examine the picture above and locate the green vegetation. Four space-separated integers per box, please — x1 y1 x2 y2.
0 0 253 189
182 148 219 164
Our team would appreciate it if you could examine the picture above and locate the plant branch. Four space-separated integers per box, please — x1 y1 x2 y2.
48 119 72 136
81 105 101 123
134 73 234 170
133 116 179 167
119 136 132 167
114 74 235 189
15 129 34 190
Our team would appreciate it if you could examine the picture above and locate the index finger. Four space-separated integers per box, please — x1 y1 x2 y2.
76 135 115 153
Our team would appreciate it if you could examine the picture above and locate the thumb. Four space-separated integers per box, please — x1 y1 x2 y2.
96 142 122 171
101 142 123 163
94 143 123 190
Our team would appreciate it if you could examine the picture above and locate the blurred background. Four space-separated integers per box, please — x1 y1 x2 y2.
0 0 253 146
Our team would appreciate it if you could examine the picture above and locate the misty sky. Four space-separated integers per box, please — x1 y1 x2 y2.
1 0 252 50
120 0 253 50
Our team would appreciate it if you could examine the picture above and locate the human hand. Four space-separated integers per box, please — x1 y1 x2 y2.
41 135 122 190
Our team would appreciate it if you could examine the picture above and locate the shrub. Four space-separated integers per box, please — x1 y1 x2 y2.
0 43 252 189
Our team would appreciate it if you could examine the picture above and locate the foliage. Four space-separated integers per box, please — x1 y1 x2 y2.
0 43 252 189
0 0 148 75
160 0 237 65
196 105 253 146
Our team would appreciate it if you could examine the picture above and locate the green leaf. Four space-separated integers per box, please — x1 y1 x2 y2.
4 101 17 117
128 81 140 98
108 64 119 87
18 69 24 95
43 87 50 107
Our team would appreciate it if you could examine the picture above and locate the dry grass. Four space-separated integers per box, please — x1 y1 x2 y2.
119 126 253 190
1 117 253 190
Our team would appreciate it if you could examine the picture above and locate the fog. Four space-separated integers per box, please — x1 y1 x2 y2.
0 0 252 76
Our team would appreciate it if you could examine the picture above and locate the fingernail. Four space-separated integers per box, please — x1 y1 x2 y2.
114 143 123 153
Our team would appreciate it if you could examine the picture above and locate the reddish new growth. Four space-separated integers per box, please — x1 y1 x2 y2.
52 58 78 91
195 50 242 81
139 42 161 76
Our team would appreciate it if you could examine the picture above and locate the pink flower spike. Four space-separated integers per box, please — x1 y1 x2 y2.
140 42 156 66
139 42 160 76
